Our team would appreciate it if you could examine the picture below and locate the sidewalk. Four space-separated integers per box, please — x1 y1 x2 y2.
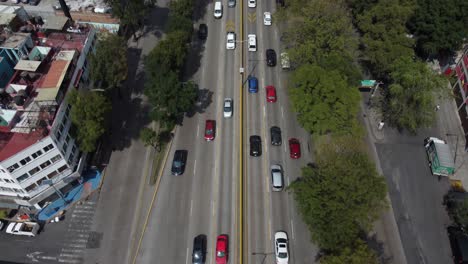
36 169 102 222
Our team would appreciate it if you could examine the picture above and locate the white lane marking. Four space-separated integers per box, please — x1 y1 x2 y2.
190 199 193 217
212 200 215 216
193 159 197 174
284 142 287 153
290 219 295 240
197 124 200 137
281 106 284 118
269 218 272 239
286 175 290 186
186 247 190 264
263 105 266 118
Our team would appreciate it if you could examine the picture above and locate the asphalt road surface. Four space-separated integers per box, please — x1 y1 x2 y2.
134 1 317 263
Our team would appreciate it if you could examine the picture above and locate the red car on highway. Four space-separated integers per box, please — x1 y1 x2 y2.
216 235 228 264
204 120 216 141
289 138 301 159
266 85 277 103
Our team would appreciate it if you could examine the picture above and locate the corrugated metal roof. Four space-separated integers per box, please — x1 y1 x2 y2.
434 142 455 168
40 60 70 89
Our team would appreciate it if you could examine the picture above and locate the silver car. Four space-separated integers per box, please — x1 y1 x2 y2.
228 0 235 7
270 164 283 191
223 98 233 118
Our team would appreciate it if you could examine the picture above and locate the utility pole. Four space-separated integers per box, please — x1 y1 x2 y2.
58 0 73 21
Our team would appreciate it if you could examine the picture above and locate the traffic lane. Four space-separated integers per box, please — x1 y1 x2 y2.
376 142 452 264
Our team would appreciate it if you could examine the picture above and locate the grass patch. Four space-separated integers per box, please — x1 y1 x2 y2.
0 209 8 219
149 142 168 185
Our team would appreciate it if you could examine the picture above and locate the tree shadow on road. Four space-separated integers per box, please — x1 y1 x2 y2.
193 0 210 22
186 88 213 118
365 233 393 264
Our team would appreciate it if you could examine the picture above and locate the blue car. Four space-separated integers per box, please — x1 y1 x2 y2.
248 76 258 93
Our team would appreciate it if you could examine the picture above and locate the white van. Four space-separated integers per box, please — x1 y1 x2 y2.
248 34 257 52
214 1 223 19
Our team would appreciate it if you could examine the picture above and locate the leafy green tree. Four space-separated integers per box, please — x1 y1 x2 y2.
289 64 360 135
144 71 197 129
408 0 468 57
384 56 447 133
89 34 128 90
105 0 156 37
320 239 379 264
168 0 193 18
453 199 468 230
356 0 415 78
289 136 387 251
67 90 111 152
140 127 159 149
145 31 190 76
166 15 193 34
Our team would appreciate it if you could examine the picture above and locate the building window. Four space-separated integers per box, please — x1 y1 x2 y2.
63 142 68 151
7 163 19 173
25 184 38 192
31 150 43 159
51 155 62 163
19 156 32 166
37 177 48 186
66 134 71 144
43 144 54 152
17 173 29 182
65 104 71 117
48 171 59 179
55 129 62 141
29 166 40 176
57 165 68 173
40 160 51 169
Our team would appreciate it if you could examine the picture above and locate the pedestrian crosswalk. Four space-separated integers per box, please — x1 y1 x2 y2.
56 201 96 263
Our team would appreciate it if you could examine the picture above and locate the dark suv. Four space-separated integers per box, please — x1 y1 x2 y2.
198 24 208 40
171 150 187 175
192 235 206 264
250 136 262 157
270 126 282 146
266 49 277 67
448 226 468 264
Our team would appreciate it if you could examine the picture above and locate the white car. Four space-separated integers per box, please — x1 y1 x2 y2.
226 32 236 50
264 12 272 26
248 34 257 52
248 0 256 8
223 98 233 118
274 231 289 264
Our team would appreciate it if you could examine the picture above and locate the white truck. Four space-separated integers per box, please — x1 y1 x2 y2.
6 222 39 237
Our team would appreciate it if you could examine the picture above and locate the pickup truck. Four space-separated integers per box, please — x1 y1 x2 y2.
6 222 39 237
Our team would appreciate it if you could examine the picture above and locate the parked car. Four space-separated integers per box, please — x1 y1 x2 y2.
447 226 468 264
5 222 39 237
289 138 301 159
215 235 228 264
192 234 206 264
223 98 233 118
266 49 277 66
274 231 289 264
270 126 282 146
171 150 187 175
198 24 208 40
277 0 285 7
204 120 216 141
266 86 277 103
263 12 272 26
250 135 262 157
226 32 236 50
248 76 258 93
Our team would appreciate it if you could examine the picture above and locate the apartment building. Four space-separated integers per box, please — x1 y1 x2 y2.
0 19 97 211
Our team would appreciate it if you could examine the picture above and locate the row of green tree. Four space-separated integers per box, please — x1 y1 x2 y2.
66 34 128 152
141 0 198 147
279 0 388 262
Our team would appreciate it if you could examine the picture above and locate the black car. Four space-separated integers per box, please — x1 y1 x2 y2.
29 0 40 5
270 126 282 146
277 0 285 7
192 235 206 264
198 24 208 40
171 150 187 175
448 226 468 264
266 49 277 67
250 135 262 157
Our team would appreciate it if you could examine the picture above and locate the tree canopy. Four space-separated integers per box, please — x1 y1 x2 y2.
408 0 468 57
67 90 111 152
289 64 361 135
320 239 379 264
105 0 156 34
140 127 159 149
289 136 387 251
356 0 415 78
89 34 128 90
383 56 447 133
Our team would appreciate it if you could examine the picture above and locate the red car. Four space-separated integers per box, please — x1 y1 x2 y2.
215 234 228 264
289 138 301 159
204 120 216 141
266 85 277 103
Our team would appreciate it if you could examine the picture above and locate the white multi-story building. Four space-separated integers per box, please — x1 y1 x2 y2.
0 23 96 210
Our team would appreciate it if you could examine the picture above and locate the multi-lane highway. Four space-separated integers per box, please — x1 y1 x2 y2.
135 1 317 263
